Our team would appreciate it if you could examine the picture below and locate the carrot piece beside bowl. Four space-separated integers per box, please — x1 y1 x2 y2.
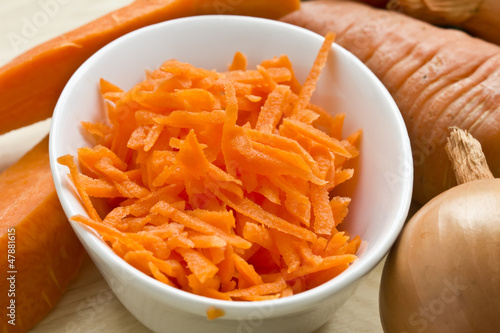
0 0 300 135
0 137 84 333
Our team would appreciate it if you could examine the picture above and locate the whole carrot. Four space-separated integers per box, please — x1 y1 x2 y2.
386 0 500 45
348 0 500 45
282 0 500 204
0 0 300 135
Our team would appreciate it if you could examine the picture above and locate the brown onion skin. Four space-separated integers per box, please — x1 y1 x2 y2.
379 179 500 333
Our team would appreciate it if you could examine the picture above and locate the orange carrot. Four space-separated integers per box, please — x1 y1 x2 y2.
281 0 500 205
0 0 300 135
59 34 362 302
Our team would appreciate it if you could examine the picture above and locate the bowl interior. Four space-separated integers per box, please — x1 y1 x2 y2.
49 15 412 317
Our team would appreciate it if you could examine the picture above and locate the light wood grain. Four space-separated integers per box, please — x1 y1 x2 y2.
0 1 390 331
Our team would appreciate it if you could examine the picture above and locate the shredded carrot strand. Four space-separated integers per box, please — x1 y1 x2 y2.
291 31 336 120
229 51 248 71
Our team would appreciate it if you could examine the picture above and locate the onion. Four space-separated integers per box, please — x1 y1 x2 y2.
379 127 500 332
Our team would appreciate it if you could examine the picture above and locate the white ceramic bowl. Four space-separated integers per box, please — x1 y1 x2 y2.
49 15 413 333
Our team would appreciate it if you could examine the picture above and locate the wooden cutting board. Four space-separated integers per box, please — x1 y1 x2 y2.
0 1 390 331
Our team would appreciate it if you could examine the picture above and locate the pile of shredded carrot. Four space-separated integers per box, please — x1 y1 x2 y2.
58 32 362 303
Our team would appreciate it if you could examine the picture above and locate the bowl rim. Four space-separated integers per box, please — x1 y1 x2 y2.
49 14 413 319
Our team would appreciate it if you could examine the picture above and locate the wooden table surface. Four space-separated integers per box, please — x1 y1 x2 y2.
0 1 391 331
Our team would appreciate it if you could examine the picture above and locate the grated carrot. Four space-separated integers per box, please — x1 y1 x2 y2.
58 32 362 306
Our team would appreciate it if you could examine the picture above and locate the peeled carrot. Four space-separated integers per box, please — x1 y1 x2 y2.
0 0 300 135
0 137 84 332
282 0 500 204
58 32 362 303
